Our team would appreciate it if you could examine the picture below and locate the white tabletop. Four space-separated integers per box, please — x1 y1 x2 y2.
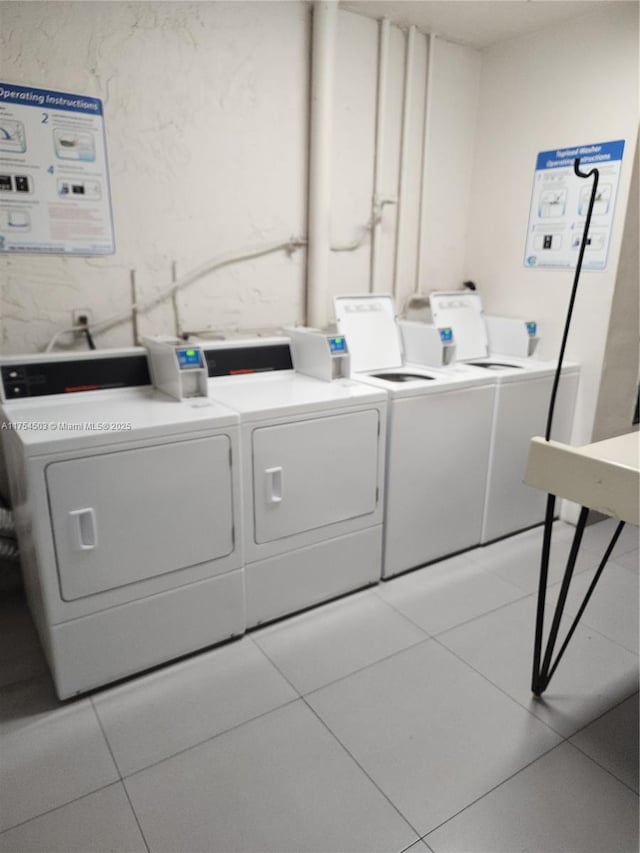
525 432 640 525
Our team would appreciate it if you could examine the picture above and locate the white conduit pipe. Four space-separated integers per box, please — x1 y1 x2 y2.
392 24 416 300
307 0 337 329
416 32 436 293
370 17 390 294
43 237 305 352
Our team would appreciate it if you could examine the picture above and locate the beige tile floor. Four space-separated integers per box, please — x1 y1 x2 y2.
1 520 638 852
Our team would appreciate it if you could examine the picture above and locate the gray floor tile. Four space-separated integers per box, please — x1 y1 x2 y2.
0 674 59 736
253 589 426 694
306 640 561 836
0 592 47 689
125 700 417 853
570 692 639 792
376 552 525 635
401 841 431 853
94 637 297 776
563 559 639 654
0 783 146 852
425 742 639 853
439 595 639 737
613 548 639 572
468 522 595 593
0 689 119 831
581 518 639 558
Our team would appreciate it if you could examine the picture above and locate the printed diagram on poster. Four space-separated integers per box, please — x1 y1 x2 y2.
524 139 625 270
0 82 115 255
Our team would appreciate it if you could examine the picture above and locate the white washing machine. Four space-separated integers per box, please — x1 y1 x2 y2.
0 348 245 699
334 295 496 579
427 291 580 543
201 337 387 628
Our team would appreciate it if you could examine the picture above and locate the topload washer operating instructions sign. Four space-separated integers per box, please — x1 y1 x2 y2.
524 139 625 271
0 82 115 255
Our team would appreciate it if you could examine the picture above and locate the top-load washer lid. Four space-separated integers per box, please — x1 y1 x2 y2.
334 294 404 373
429 292 490 362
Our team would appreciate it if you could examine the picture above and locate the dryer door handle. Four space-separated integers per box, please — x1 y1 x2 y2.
69 508 98 551
265 467 283 505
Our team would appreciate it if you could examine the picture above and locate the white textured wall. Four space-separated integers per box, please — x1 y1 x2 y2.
0 1 310 353
419 37 481 293
0 2 455 351
592 129 639 441
464 3 639 445
328 14 431 317
328 8 377 301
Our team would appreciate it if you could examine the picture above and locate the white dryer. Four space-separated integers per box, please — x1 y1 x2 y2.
428 291 579 543
201 338 387 628
334 295 496 579
0 349 245 699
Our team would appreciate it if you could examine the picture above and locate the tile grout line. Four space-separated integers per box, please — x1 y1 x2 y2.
419 739 565 844
433 626 637 743
248 633 307 695
372 584 531 647
568 689 639 737
427 587 639 732
399 839 434 853
566 689 640 796
300 694 424 845
429 634 573 741
92 669 425 853
0 696 128 837
249 618 437 700
90 628 436 788
119 696 301 782
301 635 433 699
418 706 640 846
568 737 640 797
264 558 634 670
90 696 152 853
249 585 432 646
0 781 125 838
437 578 638 660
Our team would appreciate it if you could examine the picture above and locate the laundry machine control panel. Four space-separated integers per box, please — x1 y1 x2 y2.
286 326 351 382
143 336 208 400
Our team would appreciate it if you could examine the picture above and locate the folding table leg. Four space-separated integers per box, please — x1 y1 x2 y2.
531 506 625 697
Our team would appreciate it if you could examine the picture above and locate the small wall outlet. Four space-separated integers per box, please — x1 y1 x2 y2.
72 309 93 327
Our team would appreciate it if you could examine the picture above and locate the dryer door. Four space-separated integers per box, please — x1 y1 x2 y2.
47 435 234 601
252 410 379 543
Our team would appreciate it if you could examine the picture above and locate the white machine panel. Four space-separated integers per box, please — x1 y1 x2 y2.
384 384 494 574
482 370 579 541
252 410 379 544
429 291 489 361
334 295 403 372
47 435 234 600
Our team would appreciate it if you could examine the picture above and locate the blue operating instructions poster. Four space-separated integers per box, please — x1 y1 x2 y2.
524 139 625 271
0 82 115 255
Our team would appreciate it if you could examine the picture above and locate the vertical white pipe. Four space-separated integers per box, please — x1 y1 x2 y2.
307 1 337 329
130 269 139 345
392 24 415 300
416 33 436 293
171 260 181 337
370 17 390 294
